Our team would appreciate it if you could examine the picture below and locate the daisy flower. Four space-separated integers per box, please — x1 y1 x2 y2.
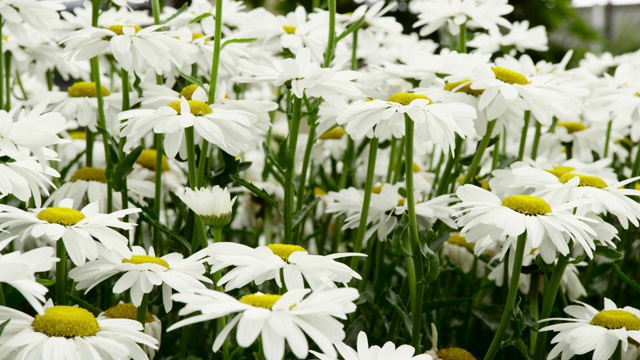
98 303 162 360
69 245 211 312
0 199 139 266
412 0 513 36
312 331 432 360
0 302 158 360
128 149 186 191
177 186 236 227
540 298 640 360
168 288 359 360
0 0 65 39
467 20 548 55
199 242 364 291
0 152 59 207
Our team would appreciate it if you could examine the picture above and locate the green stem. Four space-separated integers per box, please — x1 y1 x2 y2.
296 123 316 212
151 0 161 24
185 127 207 250
56 240 67 305
534 256 569 360
285 96 302 245
5 52 11 109
349 137 379 270
492 135 500 170
85 129 94 167
0 16 4 110
153 133 164 253
339 137 355 188
119 69 130 220
517 111 531 161
613 343 622 360
529 272 540 353
457 22 467 53
323 0 336 68
404 115 425 351
531 121 542 160
484 233 527 360
632 144 640 178
604 119 613 158
15 67 28 101
436 136 463 196
351 28 359 70
137 293 148 326
462 120 496 185
211 226 229 360
392 137 405 184
208 0 223 103
385 138 397 183
196 141 209 188
89 56 112 212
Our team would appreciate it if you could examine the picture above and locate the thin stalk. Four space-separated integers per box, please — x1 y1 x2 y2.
457 22 467 53
632 144 640 178
15 67 28 101
462 120 496 185
85 129 94 167
89 56 112 212
322 0 336 68
339 137 355 188
208 0 224 103
349 137 379 270
517 111 531 161
119 69 130 222
45 69 53 91
531 121 542 160
212 226 229 360
529 272 540 353
534 256 569 360
296 122 316 212
284 96 303 245
404 115 425 351
56 240 67 305
436 136 463 196
392 137 405 184
186 128 207 250
351 28 359 70
385 138 397 183
5 52 11 109
151 0 162 24
604 119 613 158
0 16 4 110
153 133 164 253
196 141 209 187
137 293 148 326
492 137 500 170
484 233 527 360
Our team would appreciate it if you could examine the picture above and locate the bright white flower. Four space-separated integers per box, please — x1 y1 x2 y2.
177 186 236 227
128 149 186 192
69 245 211 312
0 0 65 39
98 303 162 360
468 20 548 55
168 288 359 360
312 331 432 360
0 199 139 266
0 302 158 360
441 234 488 277
0 153 58 207
537 120 609 162
199 242 363 291
412 0 513 36
540 298 640 360
0 243 57 314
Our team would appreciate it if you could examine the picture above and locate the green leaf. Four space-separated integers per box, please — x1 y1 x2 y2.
112 145 143 191
129 199 192 251
68 294 102 316
230 175 283 215
292 197 321 229
161 3 188 24
613 264 640 294
0 319 9 337
278 138 289 170
262 142 285 177
221 38 257 50
189 12 213 24
176 68 206 89
59 150 86 181
386 289 412 337
36 277 56 286
336 16 365 43
594 246 623 260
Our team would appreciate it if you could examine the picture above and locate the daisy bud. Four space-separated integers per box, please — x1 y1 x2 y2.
177 186 236 227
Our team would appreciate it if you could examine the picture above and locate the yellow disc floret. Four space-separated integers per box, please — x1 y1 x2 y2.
501 195 551 216
282 25 297 34
168 100 212 116
267 244 306 262
103 303 154 323
67 82 110 98
70 167 108 183
239 294 282 309
559 173 607 189
319 127 347 140
123 255 170 268
107 24 142 35
179 84 200 100
444 80 484 96
69 131 87 140
590 309 640 330
492 67 529 85
545 166 575 178
556 121 587 134
136 149 170 172
314 187 327 196
387 92 432 106
37 207 86 226
436 347 477 360
371 184 384 194
447 234 475 250
32 306 100 338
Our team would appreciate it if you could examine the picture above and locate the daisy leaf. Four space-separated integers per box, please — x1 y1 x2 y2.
231 175 283 215
221 38 257 50
0 319 8 337
335 16 366 43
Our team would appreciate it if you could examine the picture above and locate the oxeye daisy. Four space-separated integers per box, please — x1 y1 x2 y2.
441 233 489 277
0 199 139 266
412 0 513 36
98 303 162 359
69 245 211 312
199 242 364 290
0 302 158 360
177 186 236 227
311 330 433 360
168 288 359 360
540 298 640 360
0 153 58 207
128 149 185 192
453 184 599 263
336 92 476 154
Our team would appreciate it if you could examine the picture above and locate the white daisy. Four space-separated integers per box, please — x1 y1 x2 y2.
0 0 64 39
0 302 157 360
167 288 359 360
0 199 138 266
98 303 162 360
69 245 211 312
199 242 364 291
540 298 640 360
312 330 432 360
177 186 236 227
468 20 548 55
0 153 58 207
128 149 186 192
412 0 513 36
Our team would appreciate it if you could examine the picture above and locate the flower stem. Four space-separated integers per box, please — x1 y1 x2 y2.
211 226 229 360
351 28 359 70
531 121 542 160
153 133 164 252
534 256 569 360
457 22 467 53
339 137 355 188
4 52 11 109
85 128 94 167
151 0 162 24
285 96 302 245
436 136 463 196
349 137 379 270
119 69 130 224
323 0 336 68
186 127 207 250
137 293 148 326
462 120 496 185
484 233 527 360
56 240 67 305
209 0 223 103
517 111 531 161
604 119 613 158
529 272 540 353
0 15 4 110
296 122 316 212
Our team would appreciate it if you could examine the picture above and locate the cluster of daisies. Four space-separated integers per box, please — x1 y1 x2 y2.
2 0 640 359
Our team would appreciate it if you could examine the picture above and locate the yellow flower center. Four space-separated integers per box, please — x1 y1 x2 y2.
436 348 477 360
319 127 347 140
372 184 383 194
191 32 210 42
413 162 421 172
239 294 282 309
545 166 575 178
314 187 327 196
69 131 87 140
501 195 551 216
559 173 607 189
136 149 170 172
447 234 475 250
103 303 154 323
590 309 640 330
179 84 200 100
32 306 100 338
282 25 297 34
107 24 142 35
70 167 107 183
556 121 587 134
168 100 212 116
387 92 432 106
122 255 170 268
67 82 110 98
37 207 86 226
267 244 306 262
492 67 529 85
444 79 484 96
